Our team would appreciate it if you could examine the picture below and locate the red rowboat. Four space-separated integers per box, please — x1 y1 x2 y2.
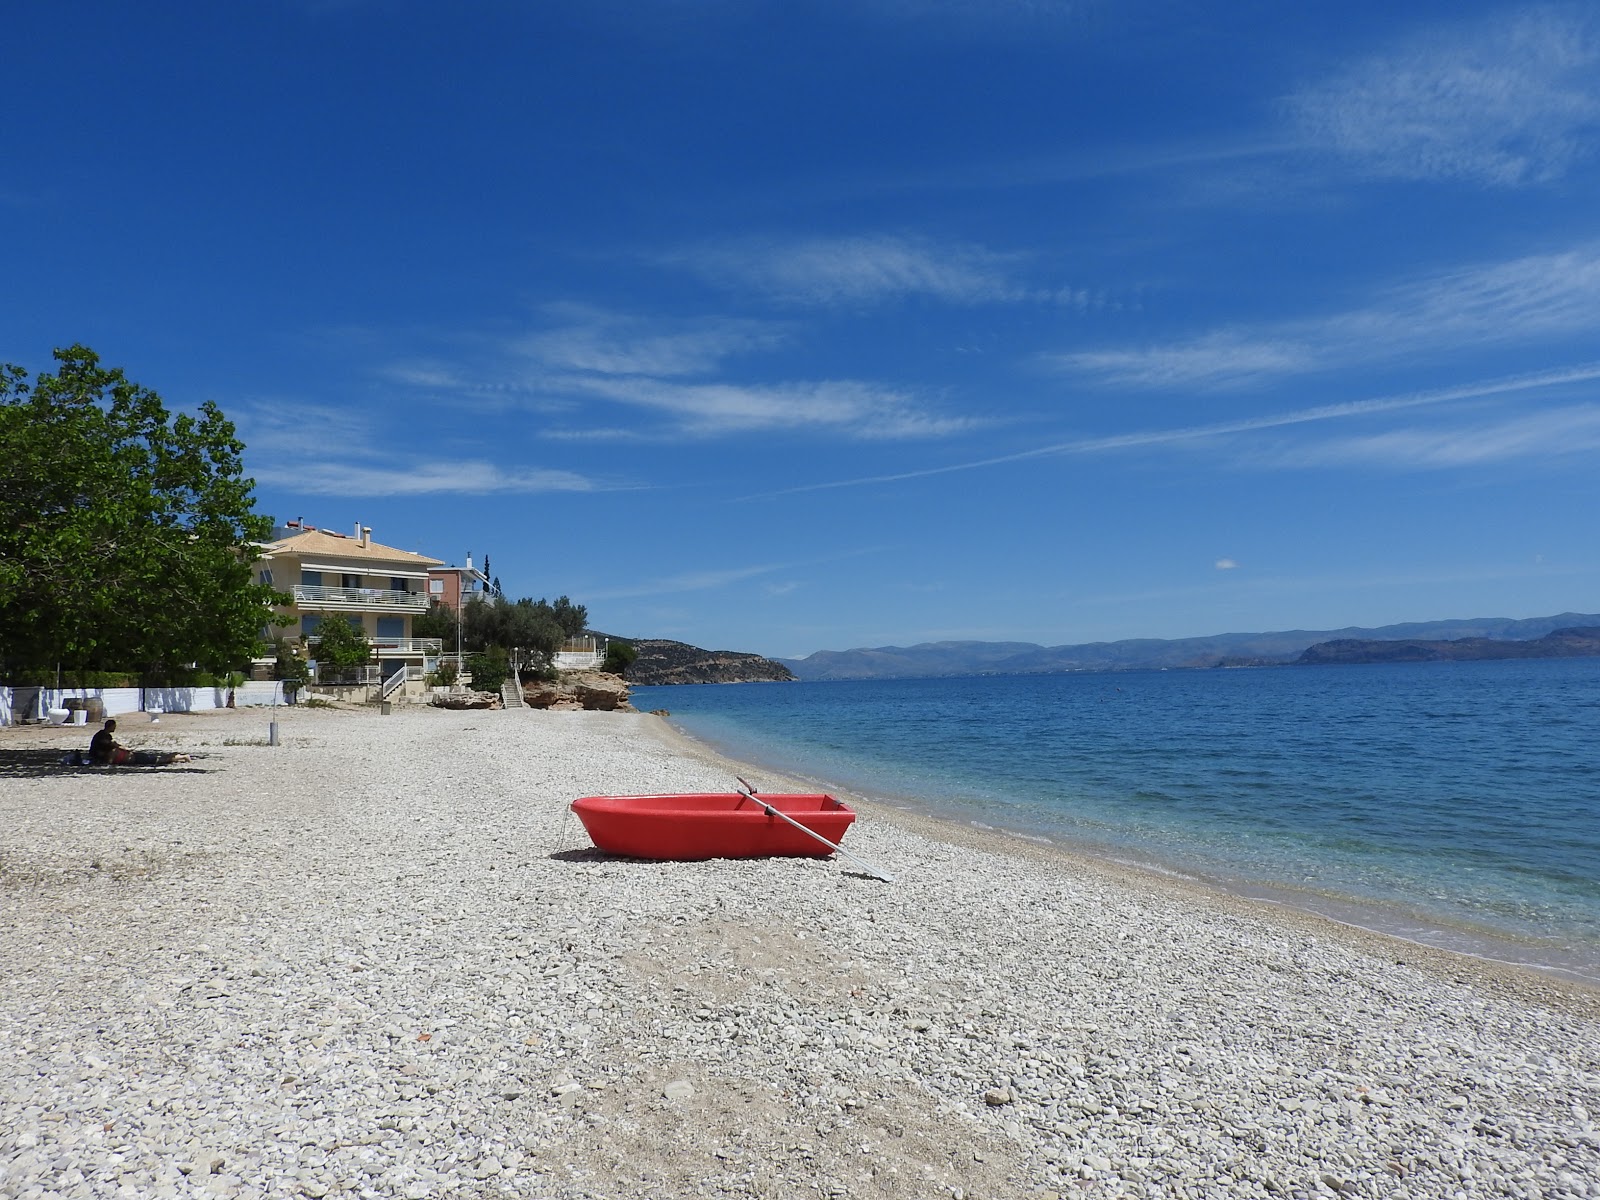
570 792 857 861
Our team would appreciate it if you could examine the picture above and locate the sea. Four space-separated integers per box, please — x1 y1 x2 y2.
632 657 1600 984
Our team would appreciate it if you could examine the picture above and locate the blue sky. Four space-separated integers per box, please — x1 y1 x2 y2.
6 1 1599 658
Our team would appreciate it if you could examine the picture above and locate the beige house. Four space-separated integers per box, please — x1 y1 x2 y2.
257 522 445 694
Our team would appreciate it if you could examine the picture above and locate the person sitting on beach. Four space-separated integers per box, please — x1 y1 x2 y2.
87 719 191 767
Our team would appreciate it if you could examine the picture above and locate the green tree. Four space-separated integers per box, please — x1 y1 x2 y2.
309 617 371 670
0 345 279 678
549 595 588 639
466 646 510 693
602 639 637 675
412 600 460 644
272 636 309 698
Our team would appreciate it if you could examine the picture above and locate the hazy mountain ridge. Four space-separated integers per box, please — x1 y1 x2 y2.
778 613 1600 680
1298 626 1600 665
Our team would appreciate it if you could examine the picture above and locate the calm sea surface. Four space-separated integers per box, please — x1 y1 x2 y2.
632 659 1600 982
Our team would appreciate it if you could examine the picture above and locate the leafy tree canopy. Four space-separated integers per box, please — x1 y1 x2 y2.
457 595 587 664
412 599 458 644
602 639 637 675
0 345 279 678
309 617 371 669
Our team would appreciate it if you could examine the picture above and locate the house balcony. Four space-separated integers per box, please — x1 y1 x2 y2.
373 636 443 656
291 583 429 612
304 635 442 657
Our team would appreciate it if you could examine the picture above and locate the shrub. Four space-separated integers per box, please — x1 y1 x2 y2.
602 640 638 675
466 647 509 693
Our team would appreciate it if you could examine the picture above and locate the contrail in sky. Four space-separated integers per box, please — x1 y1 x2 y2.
750 361 1600 498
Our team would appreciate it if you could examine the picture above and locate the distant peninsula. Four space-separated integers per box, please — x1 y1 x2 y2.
620 638 795 686
1297 626 1600 665
776 612 1600 680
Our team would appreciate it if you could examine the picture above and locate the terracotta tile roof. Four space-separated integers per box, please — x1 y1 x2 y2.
263 528 444 568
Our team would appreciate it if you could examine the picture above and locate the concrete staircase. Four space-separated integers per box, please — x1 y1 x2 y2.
500 670 525 709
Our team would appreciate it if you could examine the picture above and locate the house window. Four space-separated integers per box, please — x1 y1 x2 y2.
429 579 444 594
301 570 323 586
301 615 322 635
259 568 274 586
342 573 362 590
391 577 409 592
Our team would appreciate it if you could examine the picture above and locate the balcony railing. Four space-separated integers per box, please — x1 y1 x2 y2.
372 637 442 654
292 583 428 611
305 635 442 656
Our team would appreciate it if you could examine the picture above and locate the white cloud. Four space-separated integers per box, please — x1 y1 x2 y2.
235 401 613 495
376 360 476 390
558 374 981 439
1059 242 1600 389
586 563 789 600
235 400 378 461
289 459 607 497
1215 558 1239 571
1286 6 1600 186
362 303 974 442
757 361 1600 495
1340 244 1600 346
517 306 788 377
1260 405 1600 470
1060 333 1315 389
666 234 1027 306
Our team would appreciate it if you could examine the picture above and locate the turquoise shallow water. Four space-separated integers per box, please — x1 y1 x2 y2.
633 658 1600 982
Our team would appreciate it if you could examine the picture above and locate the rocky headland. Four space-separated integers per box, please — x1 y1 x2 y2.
622 638 796 686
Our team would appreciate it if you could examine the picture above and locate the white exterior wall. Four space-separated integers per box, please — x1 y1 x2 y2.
0 682 290 725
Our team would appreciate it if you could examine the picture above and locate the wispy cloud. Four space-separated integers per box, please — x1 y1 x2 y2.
663 234 1030 306
1286 6 1600 186
1257 405 1600 469
290 461 608 497
1215 558 1239 571
235 399 615 497
516 305 788 377
1063 334 1316 390
1059 242 1600 389
369 303 977 441
234 400 375 459
585 562 790 600
557 374 980 439
755 361 1600 495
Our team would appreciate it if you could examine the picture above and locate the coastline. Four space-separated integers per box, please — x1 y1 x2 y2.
3 705 1597 1199
650 700 1600 994
646 714 1600 1015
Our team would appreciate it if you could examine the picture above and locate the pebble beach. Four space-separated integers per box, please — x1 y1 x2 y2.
2 704 1597 1200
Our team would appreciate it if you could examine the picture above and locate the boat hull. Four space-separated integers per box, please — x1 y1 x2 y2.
570 792 856 861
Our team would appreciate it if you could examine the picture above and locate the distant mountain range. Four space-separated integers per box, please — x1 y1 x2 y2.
1296 626 1600 665
776 612 1600 681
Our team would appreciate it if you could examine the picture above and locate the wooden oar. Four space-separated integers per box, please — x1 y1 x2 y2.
735 777 895 882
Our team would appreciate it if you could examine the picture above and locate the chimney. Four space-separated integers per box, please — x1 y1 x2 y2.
466 553 472 571
354 522 362 539
361 526 371 548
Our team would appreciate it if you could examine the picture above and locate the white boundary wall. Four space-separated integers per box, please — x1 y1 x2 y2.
0 682 289 726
